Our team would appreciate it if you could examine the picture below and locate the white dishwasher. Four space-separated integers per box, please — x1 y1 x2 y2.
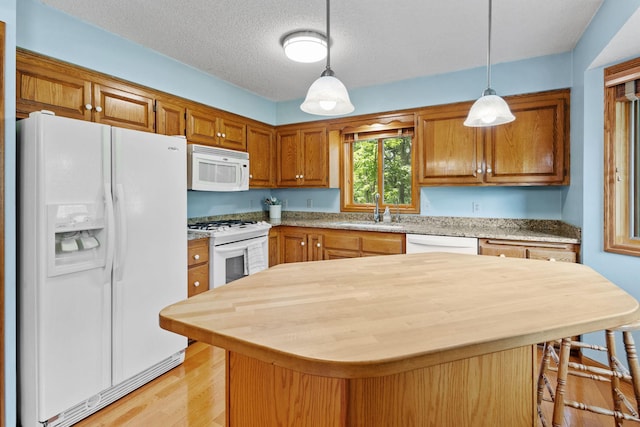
406 234 478 254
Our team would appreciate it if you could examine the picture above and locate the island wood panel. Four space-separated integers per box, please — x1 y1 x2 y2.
347 345 535 426
228 352 347 426
227 346 534 427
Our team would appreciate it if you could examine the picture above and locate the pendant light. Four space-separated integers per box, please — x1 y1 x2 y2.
300 0 354 116
464 0 515 127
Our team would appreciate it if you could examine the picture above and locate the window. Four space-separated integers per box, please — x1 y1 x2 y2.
340 115 419 213
604 57 640 256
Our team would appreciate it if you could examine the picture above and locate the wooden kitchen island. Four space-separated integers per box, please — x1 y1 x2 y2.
159 253 640 426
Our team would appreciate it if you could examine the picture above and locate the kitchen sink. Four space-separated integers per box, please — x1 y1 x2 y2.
335 222 404 230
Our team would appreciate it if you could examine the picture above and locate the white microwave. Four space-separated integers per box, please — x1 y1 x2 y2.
187 144 249 191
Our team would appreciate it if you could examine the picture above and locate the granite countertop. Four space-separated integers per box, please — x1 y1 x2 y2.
188 212 581 244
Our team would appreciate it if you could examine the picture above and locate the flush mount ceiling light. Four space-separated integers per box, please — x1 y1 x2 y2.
300 0 354 116
464 0 515 127
282 31 327 63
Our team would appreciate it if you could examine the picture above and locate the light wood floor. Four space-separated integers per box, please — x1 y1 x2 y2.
76 342 635 426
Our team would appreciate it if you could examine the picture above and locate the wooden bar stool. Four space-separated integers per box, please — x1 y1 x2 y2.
537 322 640 426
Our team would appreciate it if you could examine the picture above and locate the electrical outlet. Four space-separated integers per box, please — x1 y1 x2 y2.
472 202 481 213
307 198 313 208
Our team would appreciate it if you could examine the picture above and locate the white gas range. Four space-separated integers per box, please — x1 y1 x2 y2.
188 219 272 288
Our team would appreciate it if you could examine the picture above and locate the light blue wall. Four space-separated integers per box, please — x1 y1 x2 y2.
278 53 573 125
200 54 572 219
2 0 17 425
17 0 276 125
568 0 640 364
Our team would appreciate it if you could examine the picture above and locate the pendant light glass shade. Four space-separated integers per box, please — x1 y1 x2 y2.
464 88 515 126
300 0 354 116
301 69 354 115
464 0 514 127
282 31 327 63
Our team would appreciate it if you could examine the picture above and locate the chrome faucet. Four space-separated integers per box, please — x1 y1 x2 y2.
373 193 380 222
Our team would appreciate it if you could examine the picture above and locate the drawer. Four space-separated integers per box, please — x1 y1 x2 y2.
187 263 209 297
361 234 404 255
527 248 577 263
478 244 526 258
188 238 209 267
324 233 360 251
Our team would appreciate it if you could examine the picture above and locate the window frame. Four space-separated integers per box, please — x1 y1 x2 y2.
339 114 419 214
604 56 640 257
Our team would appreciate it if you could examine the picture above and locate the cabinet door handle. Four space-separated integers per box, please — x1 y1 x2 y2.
301 241 305 246
221 133 226 138
486 168 492 173
477 168 483 174
295 174 300 179
499 254 506 258
85 103 93 111
549 258 556 262
193 254 200 260
95 106 103 113
249 174 253 179
316 243 321 247
193 281 200 287
299 175 304 179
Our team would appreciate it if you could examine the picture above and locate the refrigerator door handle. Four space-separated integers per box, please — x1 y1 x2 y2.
114 183 128 282
104 186 116 282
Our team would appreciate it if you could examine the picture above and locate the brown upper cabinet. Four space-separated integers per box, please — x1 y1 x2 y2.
186 106 247 151
17 51 155 132
276 125 328 187
417 89 570 186
155 98 186 137
247 124 275 188
16 49 261 152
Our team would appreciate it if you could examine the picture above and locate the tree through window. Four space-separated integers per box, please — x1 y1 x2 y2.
341 116 419 213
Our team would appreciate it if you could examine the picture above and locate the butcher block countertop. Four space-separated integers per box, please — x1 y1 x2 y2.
160 252 636 379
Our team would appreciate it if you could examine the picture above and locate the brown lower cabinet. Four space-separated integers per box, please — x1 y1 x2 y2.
187 238 209 297
478 238 580 263
272 226 406 265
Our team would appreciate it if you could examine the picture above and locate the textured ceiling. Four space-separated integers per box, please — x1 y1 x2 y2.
41 0 604 102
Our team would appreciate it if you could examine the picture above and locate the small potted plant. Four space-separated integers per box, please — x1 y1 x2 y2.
264 197 282 223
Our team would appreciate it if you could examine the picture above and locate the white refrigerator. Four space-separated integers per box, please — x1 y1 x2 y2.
18 112 187 427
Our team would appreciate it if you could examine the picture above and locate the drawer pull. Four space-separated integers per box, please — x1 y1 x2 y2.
499 254 506 258
549 258 556 262
485 240 569 249
193 254 200 260
193 281 200 287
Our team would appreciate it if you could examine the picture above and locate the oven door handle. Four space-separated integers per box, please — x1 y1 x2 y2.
213 236 267 253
